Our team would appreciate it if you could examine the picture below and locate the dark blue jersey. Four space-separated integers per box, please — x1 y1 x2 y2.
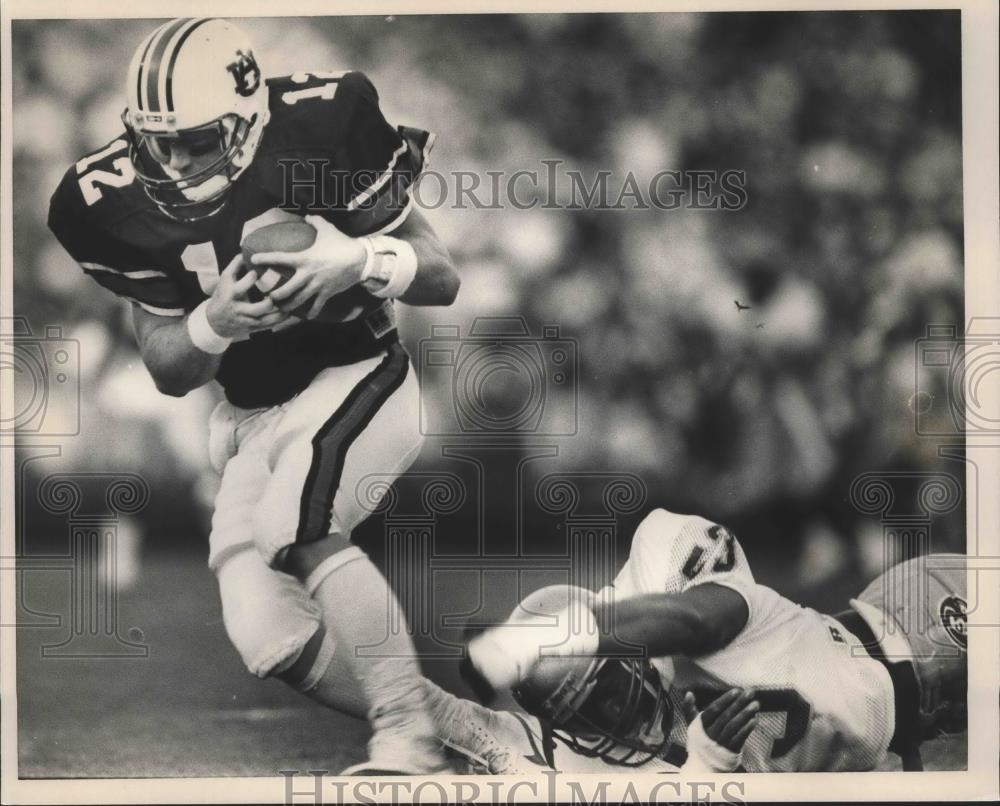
48 70 433 408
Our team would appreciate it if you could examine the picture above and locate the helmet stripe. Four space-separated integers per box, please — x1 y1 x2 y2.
144 17 193 113
138 18 186 112
164 18 215 112
133 29 160 112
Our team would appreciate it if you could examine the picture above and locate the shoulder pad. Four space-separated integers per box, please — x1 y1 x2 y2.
263 71 379 154
50 138 143 231
265 70 375 112
622 509 752 595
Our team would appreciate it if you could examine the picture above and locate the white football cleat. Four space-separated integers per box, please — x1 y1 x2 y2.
444 709 554 775
341 733 451 776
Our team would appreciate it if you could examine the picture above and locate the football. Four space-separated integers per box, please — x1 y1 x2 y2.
240 220 376 322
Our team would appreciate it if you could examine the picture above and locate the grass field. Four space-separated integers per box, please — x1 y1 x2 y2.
15 551 966 778
16 554 369 777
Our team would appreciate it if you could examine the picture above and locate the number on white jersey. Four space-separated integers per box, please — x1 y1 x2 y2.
681 524 737 580
693 686 812 760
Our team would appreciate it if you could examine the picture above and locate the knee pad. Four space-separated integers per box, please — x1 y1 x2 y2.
216 548 322 678
275 620 339 694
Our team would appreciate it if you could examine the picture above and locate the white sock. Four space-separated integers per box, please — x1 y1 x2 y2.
305 548 442 768
423 681 488 745
285 632 504 760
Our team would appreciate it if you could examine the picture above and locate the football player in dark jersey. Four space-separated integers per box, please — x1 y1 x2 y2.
46 16 522 774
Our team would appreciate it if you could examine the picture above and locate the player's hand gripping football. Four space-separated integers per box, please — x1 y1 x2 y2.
205 254 291 339
250 214 367 320
680 688 758 771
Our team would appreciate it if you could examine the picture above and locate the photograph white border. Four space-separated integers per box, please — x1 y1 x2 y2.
1 0 997 802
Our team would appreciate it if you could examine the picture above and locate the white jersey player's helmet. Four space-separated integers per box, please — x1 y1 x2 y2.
122 18 270 220
508 585 678 767
850 553 967 739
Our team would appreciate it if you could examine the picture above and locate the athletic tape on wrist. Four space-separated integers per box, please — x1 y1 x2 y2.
187 301 232 354
682 714 741 772
360 235 418 299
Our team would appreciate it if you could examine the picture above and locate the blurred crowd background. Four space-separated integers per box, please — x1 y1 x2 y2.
11 11 964 604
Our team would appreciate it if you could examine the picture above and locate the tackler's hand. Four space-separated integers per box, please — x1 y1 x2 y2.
680 688 759 772
685 688 759 753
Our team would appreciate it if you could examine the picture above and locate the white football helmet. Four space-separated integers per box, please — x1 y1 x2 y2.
850 552 968 740
122 17 270 220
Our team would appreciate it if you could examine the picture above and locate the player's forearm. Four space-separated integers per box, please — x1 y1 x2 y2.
597 586 748 658
469 584 748 690
596 594 724 658
382 208 459 306
140 322 222 396
395 230 459 306
278 211 459 308
132 307 221 397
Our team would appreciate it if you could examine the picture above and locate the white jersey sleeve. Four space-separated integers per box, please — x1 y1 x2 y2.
612 509 755 609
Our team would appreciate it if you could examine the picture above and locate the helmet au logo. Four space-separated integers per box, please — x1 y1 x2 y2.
227 49 261 97
939 595 967 649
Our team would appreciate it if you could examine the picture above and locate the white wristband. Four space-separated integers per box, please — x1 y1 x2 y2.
681 714 741 773
360 235 418 299
186 301 231 355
